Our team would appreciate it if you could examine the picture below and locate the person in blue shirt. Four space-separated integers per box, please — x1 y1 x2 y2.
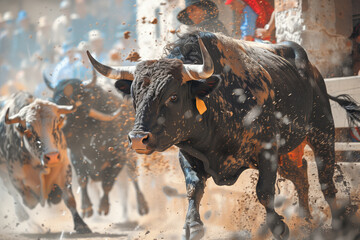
51 42 80 85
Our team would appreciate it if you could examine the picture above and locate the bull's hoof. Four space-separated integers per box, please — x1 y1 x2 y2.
272 221 289 240
82 206 93 218
75 223 92 234
98 197 109 216
182 222 204 240
331 204 359 230
137 192 149 215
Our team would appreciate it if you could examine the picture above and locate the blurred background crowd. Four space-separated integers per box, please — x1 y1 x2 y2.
0 0 359 99
0 0 138 98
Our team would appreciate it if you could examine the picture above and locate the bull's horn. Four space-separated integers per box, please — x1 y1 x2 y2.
87 51 135 81
182 38 214 81
88 108 121 122
57 104 77 115
83 68 97 88
5 108 22 125
43 73 54 91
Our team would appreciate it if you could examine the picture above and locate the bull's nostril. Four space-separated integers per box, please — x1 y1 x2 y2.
142 134 149 144
128 131 151 150
44 152 60 164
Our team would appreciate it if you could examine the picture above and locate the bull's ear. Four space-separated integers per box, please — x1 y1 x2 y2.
190 75 221 98
115 80 133 95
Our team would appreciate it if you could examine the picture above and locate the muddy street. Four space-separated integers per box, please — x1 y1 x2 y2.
0 1 360 239
0 148 359 240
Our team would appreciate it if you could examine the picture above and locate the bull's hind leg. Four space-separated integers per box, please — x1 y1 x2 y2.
278 156 312 220
78 175 93 218
257 147 289 240
308 124 338 225
62 165 91 234
126 159 149 215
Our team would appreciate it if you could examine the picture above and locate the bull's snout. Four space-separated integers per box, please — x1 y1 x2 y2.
44 152 61 165
128 131 150 151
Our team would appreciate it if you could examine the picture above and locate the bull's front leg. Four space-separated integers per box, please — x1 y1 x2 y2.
257 147 289 240
62 165 91 234
71 151 93 218
78 175 93 218
98 165 121 216
180 151 208 240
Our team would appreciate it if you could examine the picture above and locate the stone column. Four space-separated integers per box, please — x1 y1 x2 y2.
275 0 353 77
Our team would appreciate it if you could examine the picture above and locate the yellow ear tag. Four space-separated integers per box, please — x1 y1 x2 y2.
196 97 207 115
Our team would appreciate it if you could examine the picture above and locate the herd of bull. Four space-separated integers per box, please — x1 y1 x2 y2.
0 70 148 233
1 31 360 239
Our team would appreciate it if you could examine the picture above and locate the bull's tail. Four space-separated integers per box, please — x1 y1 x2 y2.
328 94 360 127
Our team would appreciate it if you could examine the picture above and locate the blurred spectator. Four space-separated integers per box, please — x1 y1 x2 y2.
36 16 55 63
0 58 10 90
51 42 79 84
89 1 112 46
52 0 74 55
350 22 360 75
225 0 273 41
14 10 38 69
73 41 92 79
29 16 55 96
0 13 5 35
177 0 228 35
72 0 96 45
88 29 108 63
0 11 17 67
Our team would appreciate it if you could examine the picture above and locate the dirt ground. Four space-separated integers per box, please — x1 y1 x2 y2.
0 148 359 240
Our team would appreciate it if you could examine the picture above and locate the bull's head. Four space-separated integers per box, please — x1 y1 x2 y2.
5 100 76 207
88 38 221 154
44 70 121 122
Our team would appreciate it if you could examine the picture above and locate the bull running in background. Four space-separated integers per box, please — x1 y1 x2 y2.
44 71 149 219
0 91 91 234
88 31 360 240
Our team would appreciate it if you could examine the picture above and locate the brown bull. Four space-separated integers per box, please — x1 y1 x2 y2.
0 91 91 233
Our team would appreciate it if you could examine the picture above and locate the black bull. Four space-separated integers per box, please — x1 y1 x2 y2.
44 73 149 218
88 32 360 239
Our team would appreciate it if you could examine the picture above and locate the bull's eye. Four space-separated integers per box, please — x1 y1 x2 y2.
16 124 26 134
58 116 65 129
169 94 178 102
24 129 33 139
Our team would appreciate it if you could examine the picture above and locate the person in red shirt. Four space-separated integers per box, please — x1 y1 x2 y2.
225 0 273 41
